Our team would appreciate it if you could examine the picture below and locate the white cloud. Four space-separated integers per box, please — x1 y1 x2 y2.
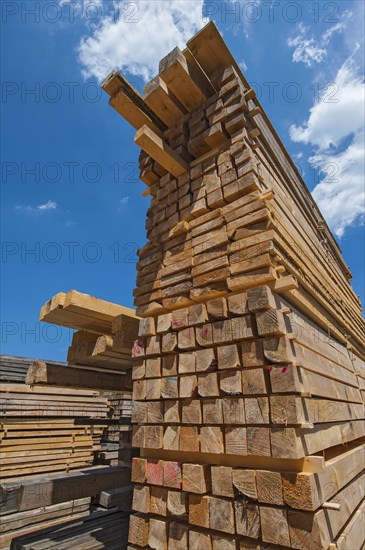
322 22 345 43
38 200 57 211
310 132 364 237
120 196 130 205
16 200 58 215
239 59 248 72
227 0 262 40
289 55 365 237
287 22 345 68
289 55 364 149
76 1 205 82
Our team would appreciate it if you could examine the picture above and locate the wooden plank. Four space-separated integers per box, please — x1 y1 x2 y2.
103 69 166 134
135 125 189 177
287 472 365 549
25 361 129 391
282 442 365 511
0 466 131 514
40 290 138 335
159 47 208 111
144 76 185 127
330 499 365 550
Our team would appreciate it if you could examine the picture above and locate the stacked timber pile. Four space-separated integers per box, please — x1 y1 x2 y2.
0 292 139 548
40 289 139 371
37 290 139 536
0 356 51 383
0 382 108 479
95 390 135 515
1 499 92 549
39 289 140 467
9 509 130 550
97 390 136 468
0 356 133 548
102 21 365 550
0 351 134 548
1 466 131 549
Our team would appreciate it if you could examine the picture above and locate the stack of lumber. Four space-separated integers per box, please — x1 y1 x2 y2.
9 508 130 550
102 21 365 550
95 398 135 510
40 290 139 371
97 486 133 513
0 463 131 549
2 294 137 549
0 498 91 549
0 383 109 479
26 360 131 392
0 466 131 515
96 390 136 467
0 355 60 384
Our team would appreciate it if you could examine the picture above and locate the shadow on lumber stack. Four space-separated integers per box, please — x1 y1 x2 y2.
101 20 365 550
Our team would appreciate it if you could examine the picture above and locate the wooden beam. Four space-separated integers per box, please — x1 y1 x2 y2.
0 466 131 514
159 47 208 111
40 290 138 335
143 76 185 127
135 125 189 177
25 361 130 391
102 70 166 134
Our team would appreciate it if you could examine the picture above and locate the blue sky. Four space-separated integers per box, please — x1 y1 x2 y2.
1 0 364 360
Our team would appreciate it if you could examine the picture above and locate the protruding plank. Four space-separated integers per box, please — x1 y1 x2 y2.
25 361 128 391
144 76 185 127
159 47 208 111
247 285 276 312
103 70 166 133
135 125 189 177
256 309 286 337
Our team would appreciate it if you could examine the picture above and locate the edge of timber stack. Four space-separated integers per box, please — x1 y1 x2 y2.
102 20 365 550
0 353 134 549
